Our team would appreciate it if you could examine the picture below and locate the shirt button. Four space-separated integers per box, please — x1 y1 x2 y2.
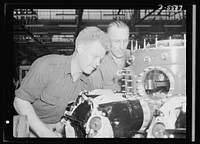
52 127 56 132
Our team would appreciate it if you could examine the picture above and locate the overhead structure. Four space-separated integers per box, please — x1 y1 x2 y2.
13 9 186 64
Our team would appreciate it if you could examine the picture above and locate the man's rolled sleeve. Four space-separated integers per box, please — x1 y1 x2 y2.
15 88 36 103
15 58 51 103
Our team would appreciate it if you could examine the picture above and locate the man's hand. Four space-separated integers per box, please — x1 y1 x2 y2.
51 132 63 138
38 128 63 138
64 120 76 138
14 97 63 138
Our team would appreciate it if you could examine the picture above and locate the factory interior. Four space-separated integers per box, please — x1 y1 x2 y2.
13 9 186 65
2 5 196 140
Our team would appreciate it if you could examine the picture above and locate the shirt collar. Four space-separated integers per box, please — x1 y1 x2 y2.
64 56 72 75
64 56 88 84
108 52 127 67
79 73 89 84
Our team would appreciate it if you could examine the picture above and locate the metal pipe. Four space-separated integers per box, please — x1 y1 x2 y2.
169 36 172 47
144 39 146 49
155 37 157 48
135 40 138 50
131 40 133 54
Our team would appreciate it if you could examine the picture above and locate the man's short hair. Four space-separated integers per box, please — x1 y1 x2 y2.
107 20 129 33
75 26 111 52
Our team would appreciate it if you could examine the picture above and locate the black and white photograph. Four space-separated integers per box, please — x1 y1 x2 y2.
2 2 196 143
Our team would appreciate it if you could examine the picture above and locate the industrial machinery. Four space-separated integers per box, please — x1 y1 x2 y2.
62 89 153 138
62 36 186 138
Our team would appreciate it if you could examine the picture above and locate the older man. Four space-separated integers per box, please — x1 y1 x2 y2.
89 20 130 92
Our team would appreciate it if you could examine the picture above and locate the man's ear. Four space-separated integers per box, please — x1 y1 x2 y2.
76 43 85 54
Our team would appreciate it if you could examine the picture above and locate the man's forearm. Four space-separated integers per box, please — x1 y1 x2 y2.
13 97 58 137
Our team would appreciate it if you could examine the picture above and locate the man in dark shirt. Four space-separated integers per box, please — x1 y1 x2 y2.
13 26 111 137
89 20 130 92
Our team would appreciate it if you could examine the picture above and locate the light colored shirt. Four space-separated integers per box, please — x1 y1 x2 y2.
89 50 130 92
15 54 94 124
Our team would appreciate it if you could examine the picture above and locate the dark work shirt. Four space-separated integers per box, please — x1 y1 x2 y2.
15 54 94 124
89 50 130 91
